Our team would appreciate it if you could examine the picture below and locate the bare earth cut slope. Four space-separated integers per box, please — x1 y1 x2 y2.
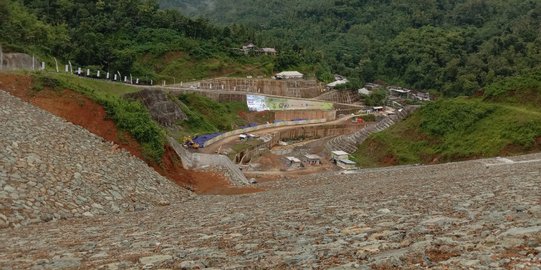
0 90 192 228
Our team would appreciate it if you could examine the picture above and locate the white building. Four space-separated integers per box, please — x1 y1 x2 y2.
260 48 277 56
331 151 349 162
276 71 304 80
358 88 372 96
327 79 349 89
286 157 303 168
304 154 322 165
337 159 357 170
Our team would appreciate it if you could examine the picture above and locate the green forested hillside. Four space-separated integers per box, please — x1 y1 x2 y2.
162 0 541 96
0 0 271 82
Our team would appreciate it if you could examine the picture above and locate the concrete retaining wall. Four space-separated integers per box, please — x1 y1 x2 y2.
168 137 248 186
274 110 336 122
233 124 357 164
203 119 327 147
192 77 324 98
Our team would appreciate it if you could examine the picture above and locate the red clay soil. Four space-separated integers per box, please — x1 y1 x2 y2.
0 73 261 195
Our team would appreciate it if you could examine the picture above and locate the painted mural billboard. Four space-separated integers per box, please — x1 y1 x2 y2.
247 95 333 112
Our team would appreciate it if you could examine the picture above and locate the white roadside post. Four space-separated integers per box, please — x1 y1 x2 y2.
54 58 59 72
97 70 101 78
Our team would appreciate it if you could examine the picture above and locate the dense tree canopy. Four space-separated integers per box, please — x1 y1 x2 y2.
162 0 541 96
1 0 541 96
0 0 253 79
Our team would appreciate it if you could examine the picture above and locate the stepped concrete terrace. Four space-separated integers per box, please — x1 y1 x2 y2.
326 106 418 154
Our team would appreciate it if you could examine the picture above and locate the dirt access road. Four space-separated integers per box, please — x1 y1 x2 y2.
200 114 361 154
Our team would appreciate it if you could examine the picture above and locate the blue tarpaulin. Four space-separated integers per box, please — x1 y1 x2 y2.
192 132 223 148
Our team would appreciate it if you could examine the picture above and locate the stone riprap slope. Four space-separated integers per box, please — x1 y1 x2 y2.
0 90 192 229
1 153 540 269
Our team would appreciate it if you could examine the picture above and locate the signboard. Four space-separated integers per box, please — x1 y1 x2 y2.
247 95 333 112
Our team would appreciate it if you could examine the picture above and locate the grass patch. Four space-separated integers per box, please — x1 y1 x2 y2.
178 93 248 135
45 73 139 97
483 70 541 107
138 51 275 82
354 97 541 167
31 73 63 92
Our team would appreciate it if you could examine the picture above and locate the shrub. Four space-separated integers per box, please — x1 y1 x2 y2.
420 99 495 136
101 98 165 162
31 73 63 91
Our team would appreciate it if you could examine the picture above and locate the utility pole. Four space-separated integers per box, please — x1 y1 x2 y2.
54 57 59 72
0 44 3 71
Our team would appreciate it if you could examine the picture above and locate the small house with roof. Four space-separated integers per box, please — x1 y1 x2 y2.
285 157 303 168
303 154 322 165
275 71 304 80
331 151 349 162
336 159 356 170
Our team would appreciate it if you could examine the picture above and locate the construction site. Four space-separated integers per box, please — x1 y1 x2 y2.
144 74 417 185
1 68 540 270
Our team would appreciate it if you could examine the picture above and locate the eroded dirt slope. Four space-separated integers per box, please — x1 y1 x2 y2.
0 73 260 195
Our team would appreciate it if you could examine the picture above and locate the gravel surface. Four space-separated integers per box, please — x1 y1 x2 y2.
1 90 540 269
0 90 192 229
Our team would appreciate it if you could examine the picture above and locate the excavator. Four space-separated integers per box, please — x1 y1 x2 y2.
182 136 200 149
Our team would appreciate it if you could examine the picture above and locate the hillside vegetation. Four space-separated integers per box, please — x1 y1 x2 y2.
163 0 541 95
176 93 248 136
353 72 541 167
0 0 274 82
27 72 165 162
